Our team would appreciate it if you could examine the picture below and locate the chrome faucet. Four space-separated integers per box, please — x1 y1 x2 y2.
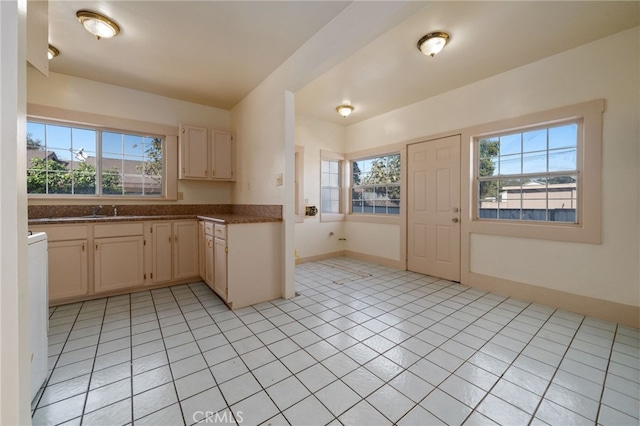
92 205 103 216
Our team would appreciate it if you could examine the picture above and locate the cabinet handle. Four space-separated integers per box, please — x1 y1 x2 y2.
175 236 178 243
82 243 85 252
204 170 208 177
212 169 216 177
95 243 98 251
169 236 173 242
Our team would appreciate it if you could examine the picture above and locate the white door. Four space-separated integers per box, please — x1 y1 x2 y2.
407 135 461 281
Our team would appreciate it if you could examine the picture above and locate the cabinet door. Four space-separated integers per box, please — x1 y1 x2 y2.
211 130 233 179
95 236 145 293
198 222 206 280
48 240 88 301
205 235 214 289
180 124 209 179
151 222 173 284
214 237 227 301
174 221 199 279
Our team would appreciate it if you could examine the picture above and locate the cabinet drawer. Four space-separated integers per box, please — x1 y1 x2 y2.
94 223 144 238
214 224 227 240
29 225 88 241
204 222 214 236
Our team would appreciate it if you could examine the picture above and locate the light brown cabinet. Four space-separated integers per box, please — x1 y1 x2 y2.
93 223 145 293
179 124 234 181
151 220 199 284
94 235 145 293
213 224 228 301
198 221 206 279
29 225 89 303
199 220 282 309
48 240 89 300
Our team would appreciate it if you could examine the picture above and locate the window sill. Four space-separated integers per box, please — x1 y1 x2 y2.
346 213 400 225
320 213 344 223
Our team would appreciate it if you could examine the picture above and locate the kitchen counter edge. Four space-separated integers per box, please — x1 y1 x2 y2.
28 214 282 226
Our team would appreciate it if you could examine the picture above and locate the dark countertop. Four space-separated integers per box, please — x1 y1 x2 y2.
28 214 282 226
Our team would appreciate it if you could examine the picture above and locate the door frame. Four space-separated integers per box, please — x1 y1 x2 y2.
403 133 464 282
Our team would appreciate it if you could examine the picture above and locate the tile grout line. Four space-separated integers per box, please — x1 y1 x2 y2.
592 323 618 424
78 300 109 426
527 315 587 425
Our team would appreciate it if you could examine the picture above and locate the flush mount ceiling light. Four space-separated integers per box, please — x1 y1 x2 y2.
76 10 120 40
417 31 450 57
336 104 354 118
47 44 59 60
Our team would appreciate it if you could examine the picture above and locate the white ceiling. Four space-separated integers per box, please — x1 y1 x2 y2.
47 1 639 124
48 0 350 109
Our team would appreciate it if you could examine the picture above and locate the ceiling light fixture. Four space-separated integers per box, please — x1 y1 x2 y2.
336 104 354 118
47 44 59 60
76 10 120 40
417 31 449 57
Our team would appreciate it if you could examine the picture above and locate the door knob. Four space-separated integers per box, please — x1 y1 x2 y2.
452 207 459 213
452 217 459 223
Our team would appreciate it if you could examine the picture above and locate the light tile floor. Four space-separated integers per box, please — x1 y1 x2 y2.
33 257 640 425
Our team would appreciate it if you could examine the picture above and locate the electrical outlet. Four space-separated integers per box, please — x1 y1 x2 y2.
247 182 251 190
276 173 283 186
177 192 184 200
304 198 309 205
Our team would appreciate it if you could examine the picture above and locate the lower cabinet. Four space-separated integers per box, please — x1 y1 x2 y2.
151 220 199 284
205 235 215 289
214 234 227 300
29 225 89 303
30 218 281 307
94 235 145 293
198 221 206 280
200 221 282 309
48 240 88 300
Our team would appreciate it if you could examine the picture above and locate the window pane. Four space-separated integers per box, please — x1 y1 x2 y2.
102 168 123 195
548 148 577 172
72 128 96 154
46 124 72 151
522 129 547 153
27 122 45 150
499 133 521 155
549 123 577 149
499 154 521 175
522 151 547 174
102 132 123 158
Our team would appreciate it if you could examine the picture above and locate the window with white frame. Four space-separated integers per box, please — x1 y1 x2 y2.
26 120 164 197
468 99 603 244
321 159 341 214
351 153 400 215
476 121 579 223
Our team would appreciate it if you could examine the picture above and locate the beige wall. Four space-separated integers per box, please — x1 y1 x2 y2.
26 68 233 205
231 2 423 297
294 114 346 259
344 27 639 310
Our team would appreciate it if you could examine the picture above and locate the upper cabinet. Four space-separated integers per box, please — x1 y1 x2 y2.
179 124 234 181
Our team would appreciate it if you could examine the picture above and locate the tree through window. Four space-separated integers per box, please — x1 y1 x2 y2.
351 153 400 215
26 120 164 197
